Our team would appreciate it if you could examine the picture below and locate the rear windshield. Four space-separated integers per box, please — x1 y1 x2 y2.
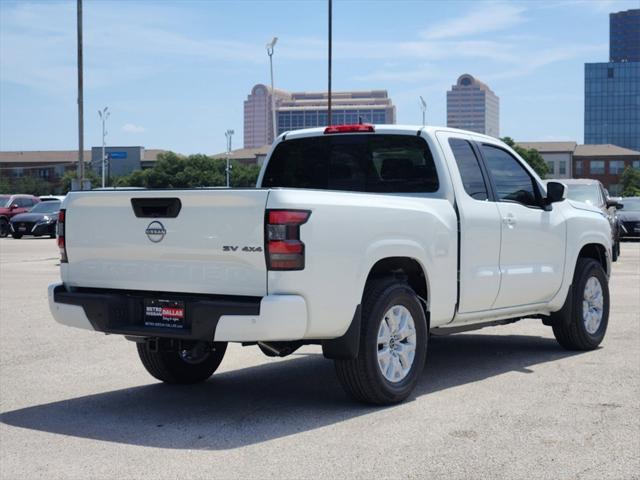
262 134 439 193
566 184 601 206
30 201 61 213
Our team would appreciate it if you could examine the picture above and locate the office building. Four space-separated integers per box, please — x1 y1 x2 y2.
243 85 396 147
517 141 577 179
584 9 640 151
243 84 292 148
515 141 640 193
276 90 395 137
610 9 640 62
0 148 165 192
447 74 500 137
573 144 640 195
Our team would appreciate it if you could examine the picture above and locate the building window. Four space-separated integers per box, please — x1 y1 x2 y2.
633 160 640 170
609 184 622 196
609 160 625 175
607 67 614 78
546 161 555 174
559 160 567 176
575 160 583 176
590 160 605 175
13 167 24 177
54 165 66 177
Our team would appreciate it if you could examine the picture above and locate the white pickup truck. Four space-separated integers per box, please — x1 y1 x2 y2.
49 124 613 404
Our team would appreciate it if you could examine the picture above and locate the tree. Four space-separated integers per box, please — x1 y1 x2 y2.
620 165 640 197
0 175 56 195
501 137 549 179
115 152 262 189
60 169 101 194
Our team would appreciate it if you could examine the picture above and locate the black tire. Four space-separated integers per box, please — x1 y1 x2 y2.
49 233 56 239
11 232 23 239
551 258 609 350
335 278 428 405
137 339 227 384
0 219 8 238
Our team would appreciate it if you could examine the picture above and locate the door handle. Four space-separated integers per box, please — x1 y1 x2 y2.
502 214 517 228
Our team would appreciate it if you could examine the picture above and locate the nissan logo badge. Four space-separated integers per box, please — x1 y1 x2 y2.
145 221 166 243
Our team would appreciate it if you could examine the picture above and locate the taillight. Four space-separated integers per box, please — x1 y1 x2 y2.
57 209 67 263
324 124 375 134
265 209 310 270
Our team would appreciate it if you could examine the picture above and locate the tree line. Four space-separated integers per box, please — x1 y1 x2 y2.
2 145 640 196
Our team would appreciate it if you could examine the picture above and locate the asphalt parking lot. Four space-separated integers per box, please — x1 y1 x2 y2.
0 238 638 480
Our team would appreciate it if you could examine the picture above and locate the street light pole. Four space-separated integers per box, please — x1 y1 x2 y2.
266 37 278 144
76 0 85 189
419 96 427 127
98 107 110 188
327 0 333 126
225 129 234 188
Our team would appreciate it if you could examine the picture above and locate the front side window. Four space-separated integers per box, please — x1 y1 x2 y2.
481 144 540 208
263 134 439 193
449 138 488 200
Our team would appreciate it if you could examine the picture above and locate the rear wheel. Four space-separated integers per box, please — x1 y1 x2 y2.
137 339 227 384
335 278 428 405
552 258 609 350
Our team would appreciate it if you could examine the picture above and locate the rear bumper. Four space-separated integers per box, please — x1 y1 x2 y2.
48 283 307 342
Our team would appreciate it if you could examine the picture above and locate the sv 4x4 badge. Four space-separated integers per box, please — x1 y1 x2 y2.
223 246 263 252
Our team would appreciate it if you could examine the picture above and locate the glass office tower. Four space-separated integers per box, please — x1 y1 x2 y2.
610 9 640 62
584 62 640 152
584 9 640 152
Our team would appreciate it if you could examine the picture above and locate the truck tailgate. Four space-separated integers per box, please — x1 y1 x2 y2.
62 189 269 296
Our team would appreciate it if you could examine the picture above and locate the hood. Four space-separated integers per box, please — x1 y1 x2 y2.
9 212 58 223
617 210 640 221
567 199 604 216
0 207 11 215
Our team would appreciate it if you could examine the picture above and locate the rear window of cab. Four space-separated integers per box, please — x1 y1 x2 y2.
262 134 439 193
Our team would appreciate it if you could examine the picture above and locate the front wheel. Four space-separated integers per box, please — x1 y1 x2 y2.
0 219 8 238
335 278 428 405
552 258 609 350
137 339 227 384
11 232 23 239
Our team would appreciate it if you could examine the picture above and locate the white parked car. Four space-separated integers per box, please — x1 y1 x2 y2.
49 125 612 404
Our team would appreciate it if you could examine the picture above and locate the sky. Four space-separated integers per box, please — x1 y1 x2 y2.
0 0 638 155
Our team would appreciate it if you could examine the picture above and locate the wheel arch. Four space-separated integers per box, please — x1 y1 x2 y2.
323 256 430 361
363 256 430 318
578 242 609 276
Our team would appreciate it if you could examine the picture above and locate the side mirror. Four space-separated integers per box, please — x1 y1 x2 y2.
9 203 19 210
606 199 623 209
545 181 566 206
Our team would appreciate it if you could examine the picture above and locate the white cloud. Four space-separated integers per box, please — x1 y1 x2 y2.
421 3 527 40
122 123 146 134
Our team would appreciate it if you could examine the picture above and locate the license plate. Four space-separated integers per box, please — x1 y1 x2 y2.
18 225 26 231
144 299 185 329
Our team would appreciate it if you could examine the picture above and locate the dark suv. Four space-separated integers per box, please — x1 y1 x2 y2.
0 195 41 237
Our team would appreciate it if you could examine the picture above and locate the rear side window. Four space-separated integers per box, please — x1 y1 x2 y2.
262 134 439 193
481 144 540 208
449 138 488 201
